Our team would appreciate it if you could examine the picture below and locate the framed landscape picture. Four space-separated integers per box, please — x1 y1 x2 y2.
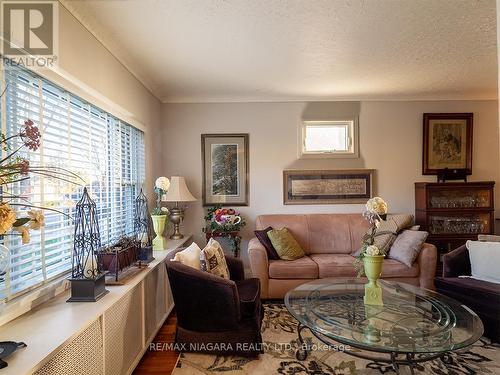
202 134 249 206
283 169 374 205
423 113 473 175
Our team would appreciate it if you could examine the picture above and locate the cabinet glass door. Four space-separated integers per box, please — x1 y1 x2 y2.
428 189 492 209
429 213 490 235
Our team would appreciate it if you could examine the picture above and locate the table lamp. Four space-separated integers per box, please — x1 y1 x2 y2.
164 176 197 239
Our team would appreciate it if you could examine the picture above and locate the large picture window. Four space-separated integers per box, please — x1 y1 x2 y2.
0 65 145 301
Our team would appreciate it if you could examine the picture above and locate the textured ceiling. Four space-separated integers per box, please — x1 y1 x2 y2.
61 0 497 103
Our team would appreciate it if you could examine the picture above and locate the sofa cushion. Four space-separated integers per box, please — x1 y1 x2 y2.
173 242 201 270
268 256 318 279
310 254 419 278
257 215 309 252
307 214 354 254
267 228 305 261
381 258 419 278
352 214 414 256
388 230 428 267
254 226 280 260
202 238 230 279
466 240 500 284
310 254 357 278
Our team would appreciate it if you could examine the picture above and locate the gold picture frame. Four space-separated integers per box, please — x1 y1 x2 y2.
423 113 473 175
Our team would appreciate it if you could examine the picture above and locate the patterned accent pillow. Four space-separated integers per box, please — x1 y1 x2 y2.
352 214 414 256
267 228 305 261
202 238 230 279
254 226 280 260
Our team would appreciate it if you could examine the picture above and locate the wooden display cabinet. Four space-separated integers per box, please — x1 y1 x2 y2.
415 181 495 272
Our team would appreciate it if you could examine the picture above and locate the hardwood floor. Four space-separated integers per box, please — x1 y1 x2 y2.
133 312 179 375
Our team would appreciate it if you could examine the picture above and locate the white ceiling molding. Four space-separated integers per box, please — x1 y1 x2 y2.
61 0 497 103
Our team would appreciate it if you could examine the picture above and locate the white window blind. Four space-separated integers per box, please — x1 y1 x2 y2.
0 64 145 301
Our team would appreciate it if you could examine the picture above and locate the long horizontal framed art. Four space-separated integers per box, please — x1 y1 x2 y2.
283 169 374 205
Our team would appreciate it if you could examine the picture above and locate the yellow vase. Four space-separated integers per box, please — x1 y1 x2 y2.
363 255 384 306
151 215 167 250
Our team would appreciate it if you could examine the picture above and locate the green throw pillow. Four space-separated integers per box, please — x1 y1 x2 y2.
267 228 305 261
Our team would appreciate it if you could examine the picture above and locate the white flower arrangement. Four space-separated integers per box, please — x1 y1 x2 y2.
365 244 382 256
152 176 170 215
354 197 389 276
365 196 388 216
155 176 171 192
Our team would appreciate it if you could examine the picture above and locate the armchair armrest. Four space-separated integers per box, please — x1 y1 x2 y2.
417 243 437 290
248 237 269 298
225 255 245 281
166 261 241 331
442 244 471 278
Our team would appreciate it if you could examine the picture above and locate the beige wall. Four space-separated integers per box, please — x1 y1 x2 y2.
28 4 162 193
161 100 499 265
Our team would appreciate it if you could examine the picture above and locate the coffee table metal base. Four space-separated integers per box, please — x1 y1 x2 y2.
295 323 454 375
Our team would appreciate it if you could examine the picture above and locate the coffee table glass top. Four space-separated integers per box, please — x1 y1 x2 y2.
285 279 483 354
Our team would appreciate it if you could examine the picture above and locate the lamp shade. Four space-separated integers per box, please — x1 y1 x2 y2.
164 176 197 202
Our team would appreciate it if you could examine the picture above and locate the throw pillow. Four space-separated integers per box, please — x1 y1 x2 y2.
352 214 414 256
267 228 305 261
172 242 201 270
466 240 500 284
202 238 230 279
388 230 428 267
254 226 280 260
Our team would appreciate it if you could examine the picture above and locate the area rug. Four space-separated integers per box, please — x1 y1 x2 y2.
172 304 500 374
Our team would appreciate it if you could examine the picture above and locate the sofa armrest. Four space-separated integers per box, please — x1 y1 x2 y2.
417 243 437 290
248 237 269 298
442 244 471 278
225 255 245 281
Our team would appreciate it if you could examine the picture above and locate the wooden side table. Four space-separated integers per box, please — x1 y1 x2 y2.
205 231 241 257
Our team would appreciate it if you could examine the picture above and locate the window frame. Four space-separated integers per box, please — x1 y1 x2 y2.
299 118 359 159
0 64 146 303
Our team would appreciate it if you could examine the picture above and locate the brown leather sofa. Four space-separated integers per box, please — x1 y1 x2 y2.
248 214 437 299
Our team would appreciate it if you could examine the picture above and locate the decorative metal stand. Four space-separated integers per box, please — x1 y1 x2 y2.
134 189 154 263
67 187 109 302
294 323 453 374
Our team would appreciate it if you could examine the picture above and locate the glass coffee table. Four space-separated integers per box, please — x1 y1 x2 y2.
285 279 483 374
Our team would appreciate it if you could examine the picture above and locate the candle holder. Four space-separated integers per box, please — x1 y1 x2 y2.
67 187 108 302
135 189 154 262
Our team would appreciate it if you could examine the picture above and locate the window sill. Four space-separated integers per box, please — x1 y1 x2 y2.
299 152 360 159
0 274 70 327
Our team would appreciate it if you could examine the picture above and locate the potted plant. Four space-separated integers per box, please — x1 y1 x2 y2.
151 176 170 250
354 197 388 306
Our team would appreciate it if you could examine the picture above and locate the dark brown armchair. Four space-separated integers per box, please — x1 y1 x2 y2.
435 244 500 342
166 249 263 356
